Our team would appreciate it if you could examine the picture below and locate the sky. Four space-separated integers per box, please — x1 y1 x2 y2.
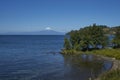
0 0 120 33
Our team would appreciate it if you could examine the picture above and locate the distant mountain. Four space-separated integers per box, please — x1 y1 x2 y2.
25 30 65 35
2 30 65 35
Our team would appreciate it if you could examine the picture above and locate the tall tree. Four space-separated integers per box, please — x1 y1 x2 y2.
64 24 108 51
112 26 120 48
64 38 72 50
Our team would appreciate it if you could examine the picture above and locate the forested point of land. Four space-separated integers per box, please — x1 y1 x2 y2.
63 24 120 80
64 24 120 52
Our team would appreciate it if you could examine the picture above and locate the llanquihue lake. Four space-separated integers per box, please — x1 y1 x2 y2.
0 35 112 80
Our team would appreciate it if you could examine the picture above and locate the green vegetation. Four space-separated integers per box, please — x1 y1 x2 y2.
62 24 120 80
64 38 72 50
100 69 120 80
65 24 108 51
112 26 120 48
62 24 120 55
88 49 120 60
62 49 120 60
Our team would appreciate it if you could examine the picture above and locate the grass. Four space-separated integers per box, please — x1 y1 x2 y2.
61 49 81 55
89 48 120 60
100 69 120 80
61 48 120 60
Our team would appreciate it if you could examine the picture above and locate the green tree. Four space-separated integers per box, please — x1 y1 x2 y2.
64 24 109 51
90 24 108 48
68 30 81 50
78 24 108 50
112 26 120 48
64 38 72 50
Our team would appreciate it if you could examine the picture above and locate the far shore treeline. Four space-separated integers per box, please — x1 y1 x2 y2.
63 24 120 52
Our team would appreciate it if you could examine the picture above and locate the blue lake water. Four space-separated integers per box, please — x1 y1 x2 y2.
0 35 112 80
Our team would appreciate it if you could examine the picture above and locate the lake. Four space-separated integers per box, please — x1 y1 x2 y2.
0 35 112 80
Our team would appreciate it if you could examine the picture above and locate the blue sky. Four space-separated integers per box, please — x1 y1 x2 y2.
0 0 120 33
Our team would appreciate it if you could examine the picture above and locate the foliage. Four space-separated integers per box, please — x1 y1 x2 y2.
64 24 109 51
112 26 120 48
64 38 72 50
68 30 81 50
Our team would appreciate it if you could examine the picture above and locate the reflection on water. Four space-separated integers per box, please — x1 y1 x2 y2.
0 52 112 80
63 54 112 80
0 36 112 80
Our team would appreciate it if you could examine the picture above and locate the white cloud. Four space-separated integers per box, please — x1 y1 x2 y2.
45 27 52 30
